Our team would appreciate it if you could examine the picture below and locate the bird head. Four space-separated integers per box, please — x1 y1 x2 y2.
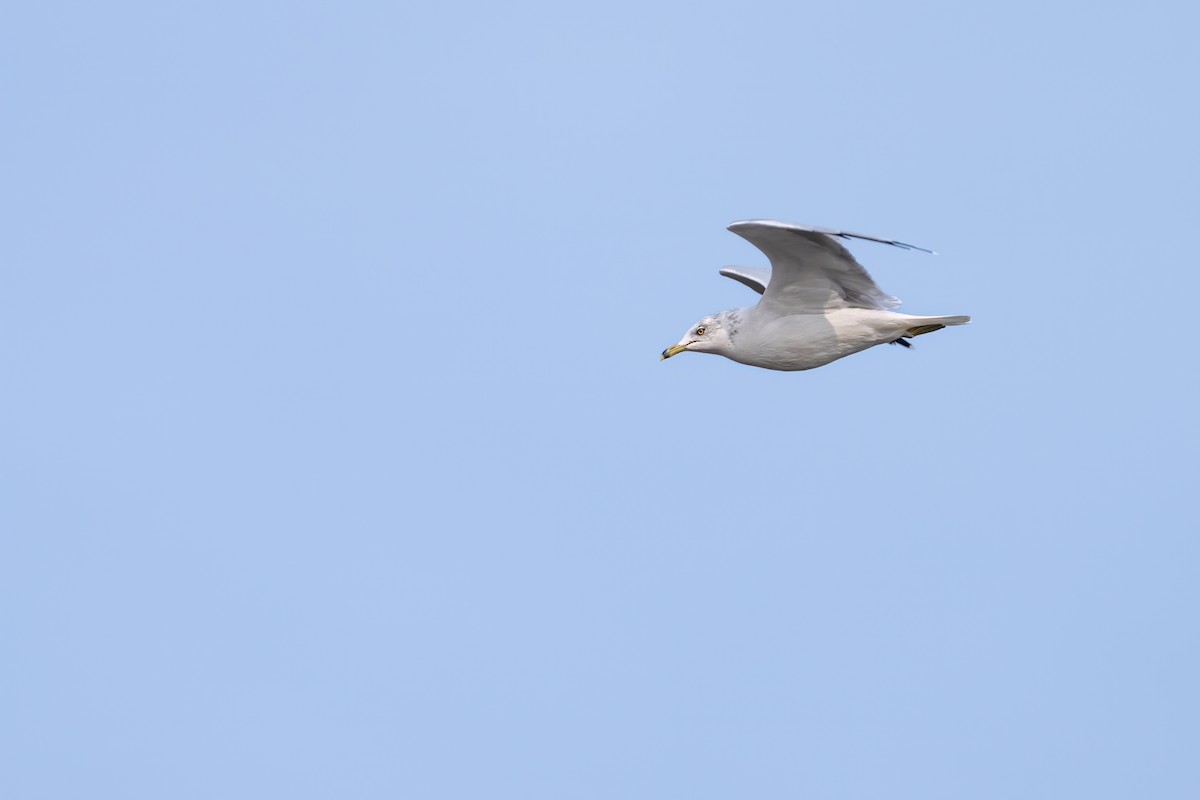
661 313 735 360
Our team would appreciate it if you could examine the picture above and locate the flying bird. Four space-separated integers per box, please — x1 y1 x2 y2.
661 220 970 371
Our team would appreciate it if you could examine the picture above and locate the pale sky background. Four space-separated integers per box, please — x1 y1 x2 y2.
3 1 1198 797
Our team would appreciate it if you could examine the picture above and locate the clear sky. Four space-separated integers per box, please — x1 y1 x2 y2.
3 1 1198 797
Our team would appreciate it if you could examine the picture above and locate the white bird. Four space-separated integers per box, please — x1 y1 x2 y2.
661 220 970 371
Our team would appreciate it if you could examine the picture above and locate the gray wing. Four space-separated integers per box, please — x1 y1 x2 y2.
727 220 934 312
719 265 770 294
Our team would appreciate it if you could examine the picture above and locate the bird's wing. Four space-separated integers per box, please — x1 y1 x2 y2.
719 265 770 295
727 220 933 312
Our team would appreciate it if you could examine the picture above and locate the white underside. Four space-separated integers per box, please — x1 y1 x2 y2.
727 307 964 372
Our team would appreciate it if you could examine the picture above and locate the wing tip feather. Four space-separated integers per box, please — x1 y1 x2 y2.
727 219 936 254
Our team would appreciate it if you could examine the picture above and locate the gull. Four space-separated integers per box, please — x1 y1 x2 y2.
660 220 970 371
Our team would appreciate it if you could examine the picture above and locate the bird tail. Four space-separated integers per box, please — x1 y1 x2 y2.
889 315 970 348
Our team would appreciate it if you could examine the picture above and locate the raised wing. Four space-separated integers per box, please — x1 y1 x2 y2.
727 220 934 312
719 265 770 294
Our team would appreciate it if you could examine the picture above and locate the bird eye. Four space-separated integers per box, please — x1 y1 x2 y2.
695 327 706 335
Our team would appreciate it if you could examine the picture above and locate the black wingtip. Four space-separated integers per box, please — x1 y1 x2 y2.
894 242 938 255
836 234 936 255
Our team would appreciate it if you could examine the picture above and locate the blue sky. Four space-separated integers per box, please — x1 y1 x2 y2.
3 1 1198 797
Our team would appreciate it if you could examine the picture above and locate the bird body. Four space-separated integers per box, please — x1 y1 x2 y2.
661 220 970 372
